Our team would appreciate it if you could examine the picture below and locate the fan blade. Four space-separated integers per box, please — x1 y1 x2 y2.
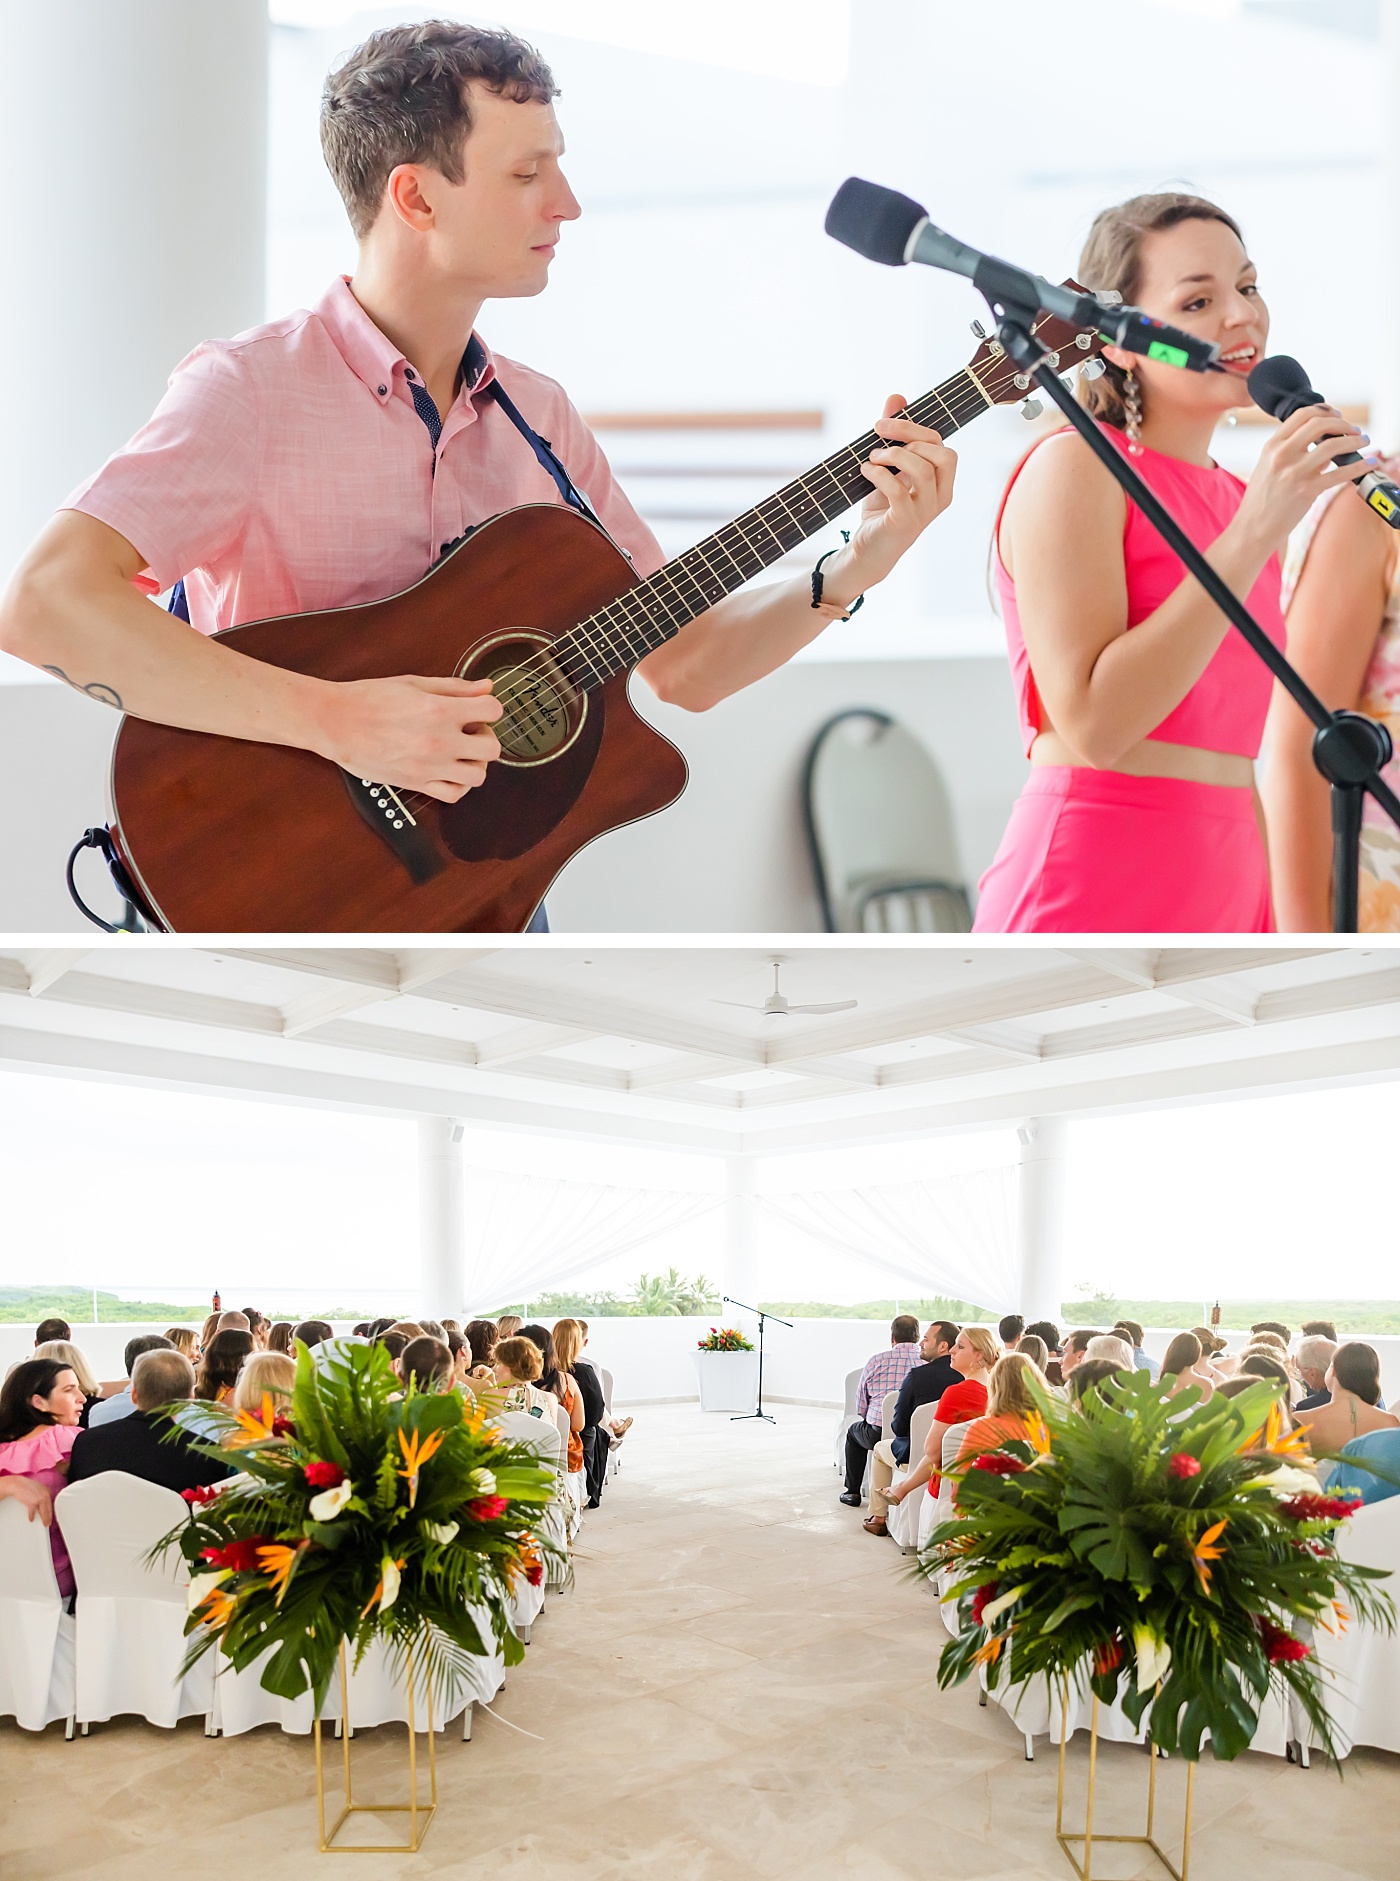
710 998 765 1011
786 999 858 1015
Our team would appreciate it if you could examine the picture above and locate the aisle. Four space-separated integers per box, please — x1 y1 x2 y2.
2 1403 1396 1879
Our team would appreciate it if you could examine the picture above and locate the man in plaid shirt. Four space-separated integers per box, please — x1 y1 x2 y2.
840 1316 923 1505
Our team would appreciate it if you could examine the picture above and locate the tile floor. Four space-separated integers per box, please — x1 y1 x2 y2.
2 1402 1396 1879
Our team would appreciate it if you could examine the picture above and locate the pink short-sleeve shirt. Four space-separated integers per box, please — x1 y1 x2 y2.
64 276 665 636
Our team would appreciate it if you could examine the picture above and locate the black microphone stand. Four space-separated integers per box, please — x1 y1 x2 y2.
722 1295 791 1424
974 256 1400 932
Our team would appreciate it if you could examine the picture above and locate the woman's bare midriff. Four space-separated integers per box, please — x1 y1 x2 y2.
1029 728 1253 788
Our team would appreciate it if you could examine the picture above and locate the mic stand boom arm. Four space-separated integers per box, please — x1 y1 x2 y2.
984 269 1400 933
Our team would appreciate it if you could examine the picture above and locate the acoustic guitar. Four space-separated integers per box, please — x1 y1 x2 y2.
107 297 1105 932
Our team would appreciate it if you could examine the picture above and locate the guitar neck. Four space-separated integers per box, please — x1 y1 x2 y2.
558 366 999 689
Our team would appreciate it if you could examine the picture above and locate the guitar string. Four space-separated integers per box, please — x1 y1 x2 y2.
394 326 1092 806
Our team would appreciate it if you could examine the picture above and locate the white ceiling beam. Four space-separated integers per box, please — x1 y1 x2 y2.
394 949 499 992
624 1054 755 1091
281 983 399 1038
1157 981 1259 1026
937 1024 1043 1062
1061 948 1163 989
476 1025 605 1069
213 948 407 991
0 969 284 1038
25 951 90 997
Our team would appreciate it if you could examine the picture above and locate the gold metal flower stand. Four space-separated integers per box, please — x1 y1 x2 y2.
1056 1691 1195 1881
312 1643 437 1853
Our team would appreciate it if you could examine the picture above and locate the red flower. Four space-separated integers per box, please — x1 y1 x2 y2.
1279 1493 1362 1522
466 1495 509 1522
526 1556 544 1587
180 1485 220 1507
272 1415 297 1438
1093 1635 1124 1676
1258 1616 1310 1665
304 1460 345 1489
970 1581 999 1625
1168 1453 1202 1480
971 1453 1027 1476
199 1536 271 1572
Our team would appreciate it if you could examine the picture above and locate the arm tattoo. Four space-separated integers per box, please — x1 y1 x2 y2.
41 665 124 710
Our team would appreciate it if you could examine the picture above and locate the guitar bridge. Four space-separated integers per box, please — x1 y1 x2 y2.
339 771 445 885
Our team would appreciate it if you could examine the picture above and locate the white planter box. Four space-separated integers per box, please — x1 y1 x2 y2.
693 1348 758 1413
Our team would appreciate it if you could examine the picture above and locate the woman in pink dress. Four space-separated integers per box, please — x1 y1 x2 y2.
0 1357 87 1597
974 192 1373 932
1263 466 1400 931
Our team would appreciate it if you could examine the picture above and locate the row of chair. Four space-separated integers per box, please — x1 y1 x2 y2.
0 1406 577 1741
833 1366 1400 1765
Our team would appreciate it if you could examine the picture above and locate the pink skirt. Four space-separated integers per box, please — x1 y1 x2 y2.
973 767 1273 934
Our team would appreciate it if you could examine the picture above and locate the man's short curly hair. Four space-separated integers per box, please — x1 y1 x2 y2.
320 19 558 240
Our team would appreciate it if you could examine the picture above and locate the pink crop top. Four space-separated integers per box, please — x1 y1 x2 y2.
995 423 1286 759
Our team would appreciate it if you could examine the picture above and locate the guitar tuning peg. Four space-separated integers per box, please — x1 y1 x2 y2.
1081 357 1107 382
1074 332 1094 351
1020 398 1044 422
970 319 990 340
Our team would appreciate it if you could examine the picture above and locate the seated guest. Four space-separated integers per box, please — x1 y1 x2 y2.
576 1320 632 1448
444 1326 469 1382
465 1318 498 1375
232 1351 296 1415
1327 1426 1400 1507
553 1318 603 1504
880 1327 1001 1516
1059 1330 1100 1385
863 1321 960 1535
196 1329 254 1403
1016 1333 1049 1374
954 1351 1047 1496
400 1336 453 1393
1160 1332 1214 1403
216 1310 251 1333
493 1336 559 1421
68 1350 234 1495
1189 1326 1228 1381
840 1314 923 1508
1301 1318 1339 1343
1114 1320 1158 1380
519 1323 566 1405
1245 1330 1288 1354
1252 1319 1292 1343
88 1334 175 1427
1068 1358 1126 1409
418 1318 448 1343
292 1319 334 1350
0 1358 86 1596
389 1320 428 1341
267 1321 295 1357
998 1314 1024 1351
1295 1335 1339 1412
199 1311 221 1354
241 1309 270 1349
1025 1320 1063 1386
1238 1353 1294 1398
34 1317 72 1346
495 1314 523 1341
1296 1344 1398 1455
0 1475 55 1527
164 1326 199 1362
1085 1334 1136 1370
33 1339 106 1426
379 1329 410 1370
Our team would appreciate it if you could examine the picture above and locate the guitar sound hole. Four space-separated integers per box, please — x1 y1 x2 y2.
458 631 585 767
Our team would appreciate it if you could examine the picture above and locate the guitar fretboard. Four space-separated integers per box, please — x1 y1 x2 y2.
551 365 1002 692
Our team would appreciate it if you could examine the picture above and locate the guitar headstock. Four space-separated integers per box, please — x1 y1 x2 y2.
965 279 1108 408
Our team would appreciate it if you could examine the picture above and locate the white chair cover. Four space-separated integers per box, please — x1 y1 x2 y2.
0 1499 75 1732
56 1473 214 1729
340 1623 503 1735
499 1410 569 1591
833 1367 861 1468
598 1368 615 1420
1307 1494 1400 1757
212 1642 333 1737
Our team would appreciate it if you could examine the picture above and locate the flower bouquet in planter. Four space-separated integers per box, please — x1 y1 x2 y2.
696 1327 753 1352
157 1339 556 1719
924 1372 1393 1765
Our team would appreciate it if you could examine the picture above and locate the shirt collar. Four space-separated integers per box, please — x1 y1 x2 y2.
315 276 496 407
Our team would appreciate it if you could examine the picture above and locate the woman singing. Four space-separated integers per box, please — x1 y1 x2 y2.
974 193 1372 932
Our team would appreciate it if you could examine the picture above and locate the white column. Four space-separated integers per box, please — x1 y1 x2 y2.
418 1117 466 1321
1015 1117 1070 1325
0 0 268 586
1378 0 1400 455
720 1155 758 1312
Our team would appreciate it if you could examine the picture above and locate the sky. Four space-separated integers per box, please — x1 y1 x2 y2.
2 1067 1398 1311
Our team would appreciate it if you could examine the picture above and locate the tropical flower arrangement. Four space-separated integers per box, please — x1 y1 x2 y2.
156 1339 556 1713
696 1326 754 1352
923 1369 1395 1760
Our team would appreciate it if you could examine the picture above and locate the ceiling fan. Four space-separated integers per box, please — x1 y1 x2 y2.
712 959 857 1019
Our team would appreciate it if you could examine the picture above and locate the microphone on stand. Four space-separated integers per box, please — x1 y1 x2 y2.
824 176 1221 374
1246 354 1400 529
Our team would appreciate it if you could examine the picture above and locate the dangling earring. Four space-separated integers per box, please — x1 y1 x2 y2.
1124 368 1144 456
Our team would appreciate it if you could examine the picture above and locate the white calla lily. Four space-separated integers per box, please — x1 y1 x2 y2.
468 1469 497 1495
980 1583 1030 1627
1133 1624 1172 1693
380 1556 402 1612
187 1568 230 1613
422 1520 459 1546
309 1479 354 1521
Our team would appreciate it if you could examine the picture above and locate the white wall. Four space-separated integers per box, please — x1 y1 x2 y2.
11 1316 1399 1409
0 654 1025 932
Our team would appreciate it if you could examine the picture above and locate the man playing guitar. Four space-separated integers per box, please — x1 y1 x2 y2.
0 19 957 918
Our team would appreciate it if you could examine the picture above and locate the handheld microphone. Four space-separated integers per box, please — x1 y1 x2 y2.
1247 355 1400 529
825 177 1221 374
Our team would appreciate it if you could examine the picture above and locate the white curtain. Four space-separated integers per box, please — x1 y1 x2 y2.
460 1166 721 1307
755 1163 1020 1313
